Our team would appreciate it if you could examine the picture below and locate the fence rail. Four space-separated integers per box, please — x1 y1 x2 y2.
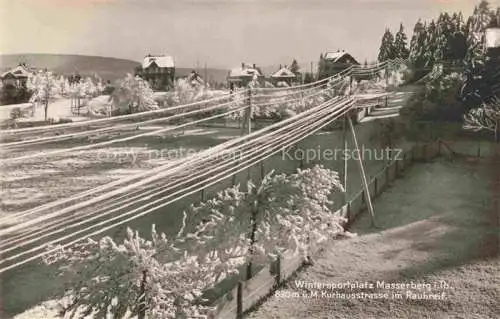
211 141 441 319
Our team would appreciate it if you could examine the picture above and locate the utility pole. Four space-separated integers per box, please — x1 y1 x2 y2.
348 117 376 227
204 62 208 90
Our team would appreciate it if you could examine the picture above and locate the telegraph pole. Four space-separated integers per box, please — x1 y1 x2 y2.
204 62 208 89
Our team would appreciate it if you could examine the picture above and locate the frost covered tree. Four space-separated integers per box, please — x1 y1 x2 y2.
378 29 396 62
57 76 71 97
111 74 158 114
394 23 410 59
27 70 61 121
290 59 300 76
43 224 245 319
181 165 345 278
409 20 429 67
43 165 345 318
466 0 493 60
256 166 345 263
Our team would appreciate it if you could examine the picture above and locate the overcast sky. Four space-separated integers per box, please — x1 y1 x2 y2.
0 0 494 69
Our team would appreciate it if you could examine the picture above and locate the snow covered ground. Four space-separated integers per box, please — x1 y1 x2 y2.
0 98 90 122
247 157 499 318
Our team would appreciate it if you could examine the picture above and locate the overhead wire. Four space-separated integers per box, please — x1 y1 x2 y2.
0 98 356 273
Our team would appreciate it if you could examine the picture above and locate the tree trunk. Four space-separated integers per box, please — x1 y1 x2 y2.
496 120 499 143
44 101 49 122
138 270 147 319
246 205 258 281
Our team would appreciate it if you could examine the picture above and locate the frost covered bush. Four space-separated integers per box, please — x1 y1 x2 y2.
464 97 500 133
164 78 225 108
44 225 242 318
179 165 345 265
110 74 159 115
255 166 345 260
401 71 467 127
43 165 345 318
242 78 344 122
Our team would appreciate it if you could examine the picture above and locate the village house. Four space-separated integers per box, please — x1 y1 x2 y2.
135 54 175 91
269 65 298 86
227 63 264 88
318 50 360 80
0 63 33 88
486 27 500 54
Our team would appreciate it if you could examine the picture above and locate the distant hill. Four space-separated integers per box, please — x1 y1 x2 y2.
0 54 229 83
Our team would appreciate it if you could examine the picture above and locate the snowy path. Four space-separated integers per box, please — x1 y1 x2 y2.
247 158 499 319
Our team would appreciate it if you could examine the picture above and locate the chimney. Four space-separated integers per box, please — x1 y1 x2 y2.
253 63 256 69
279 64 282 69
241 62 245 69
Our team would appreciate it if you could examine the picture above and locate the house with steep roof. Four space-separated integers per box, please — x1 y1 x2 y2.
486 28 500 49
319 50 360 80
269 65 298 85
486 27 500 58
135 54 175 91
1 63 34 87
227 63 264 88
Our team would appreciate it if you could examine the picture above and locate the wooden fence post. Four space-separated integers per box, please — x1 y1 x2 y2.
236 282 243 319
347 117 376 227
346 202 352 224
260 161 265 180
341 115 348 206
374 177 378 198
201 188 206 201
138 270 147 319
385 63 389 107
386 162 390 183
232 87 254 187
275 255 282 287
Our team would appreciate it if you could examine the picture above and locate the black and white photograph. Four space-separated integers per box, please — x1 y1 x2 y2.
0 0 499 318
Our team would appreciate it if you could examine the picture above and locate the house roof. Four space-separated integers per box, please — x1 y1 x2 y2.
1 65 32 79
142 56 175 69
271 67 296 78
486 28 500 49
228 65 262 78
324 51 360 64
